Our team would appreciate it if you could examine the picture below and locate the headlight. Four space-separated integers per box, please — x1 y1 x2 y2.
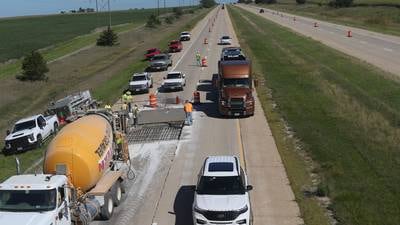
193 205 207 215
236 205 248 214
142 84 148 88
220 100 227 106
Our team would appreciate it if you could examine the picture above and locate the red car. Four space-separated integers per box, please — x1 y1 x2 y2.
169 40 183 52
145 48 161 60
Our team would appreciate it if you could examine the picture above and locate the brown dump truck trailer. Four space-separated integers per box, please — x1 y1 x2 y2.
217 60 255 117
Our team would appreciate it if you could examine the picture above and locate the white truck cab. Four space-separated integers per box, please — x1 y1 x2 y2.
0 174 71 225
4 114 59 154
193 156 253 225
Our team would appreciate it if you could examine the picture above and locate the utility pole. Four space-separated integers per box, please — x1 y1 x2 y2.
108 0 111 28
157 0 160 16
164 0 166 10
95 0 98 12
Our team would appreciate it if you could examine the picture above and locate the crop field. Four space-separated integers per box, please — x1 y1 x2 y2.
230 6 400 225
258 0 400 36
0 8 168 63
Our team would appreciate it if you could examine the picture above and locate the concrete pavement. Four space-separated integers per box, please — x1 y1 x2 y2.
98 5 303 225
239 4 400 76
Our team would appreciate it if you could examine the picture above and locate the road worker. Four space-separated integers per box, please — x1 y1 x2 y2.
195 51 201 66
184 100 193 126
104 104 112 111
133 104 140 127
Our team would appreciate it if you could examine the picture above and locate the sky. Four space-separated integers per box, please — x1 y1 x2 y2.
0 0 235 18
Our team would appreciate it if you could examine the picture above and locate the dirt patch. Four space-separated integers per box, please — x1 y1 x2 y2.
0 13 199 137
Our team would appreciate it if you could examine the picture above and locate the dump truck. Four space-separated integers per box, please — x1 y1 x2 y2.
217 60 255 117
0 112 131 225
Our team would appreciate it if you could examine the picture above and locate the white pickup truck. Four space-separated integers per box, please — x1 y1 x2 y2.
128 72 153 93
162 71 186 91
3 114 59 154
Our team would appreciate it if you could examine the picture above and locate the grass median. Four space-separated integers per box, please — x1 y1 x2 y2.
229 5 400 225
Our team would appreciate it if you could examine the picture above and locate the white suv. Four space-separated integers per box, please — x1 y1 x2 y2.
193 156 253 225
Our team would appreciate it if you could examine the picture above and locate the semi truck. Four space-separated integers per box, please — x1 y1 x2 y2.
0 112 131 225
217 59 255 117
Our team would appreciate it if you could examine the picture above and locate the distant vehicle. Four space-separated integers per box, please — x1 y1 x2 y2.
145 48 161 60
47 90 97 123
4 114 59 154
259 9 264 13
192 156 253 225
169 40 183 52
220 35 232 45
129 72 153 93
162 71 186 91
148 53 172 71
180 31 191 41
222 4 225 9
220 47 246 61
217 59 255 117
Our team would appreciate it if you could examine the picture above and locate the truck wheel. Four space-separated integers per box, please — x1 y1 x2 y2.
36 135 43 148
53 123 59 135
112 181 123 206
100 192 114 220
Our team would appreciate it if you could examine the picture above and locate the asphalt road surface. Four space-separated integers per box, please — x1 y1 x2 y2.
97 6 303 225
239 4 400 76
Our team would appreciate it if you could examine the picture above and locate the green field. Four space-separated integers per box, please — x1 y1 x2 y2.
229 6 400 225
0 8 168 63
257 0 400 36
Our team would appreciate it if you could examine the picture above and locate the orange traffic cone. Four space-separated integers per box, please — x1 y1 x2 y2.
193 91 200 104
201 57 208 67
149 93 157 108
347 30 352 37
176 96 180 104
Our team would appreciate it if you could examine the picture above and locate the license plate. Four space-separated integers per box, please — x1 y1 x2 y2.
234 113 240 116
156 67 161 69
17 147 23 151
136 89 141 92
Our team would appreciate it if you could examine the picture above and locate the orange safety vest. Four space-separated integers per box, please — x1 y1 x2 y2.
184 103 193 113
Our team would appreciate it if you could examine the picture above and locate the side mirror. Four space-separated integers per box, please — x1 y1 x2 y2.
6 130 10 135
163 77 166 79
246 185 253 191
183 74 186 78
58 211 63 220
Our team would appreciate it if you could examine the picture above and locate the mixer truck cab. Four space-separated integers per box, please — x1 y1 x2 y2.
0 174 71 225
0 113 131 225
217 60 255 117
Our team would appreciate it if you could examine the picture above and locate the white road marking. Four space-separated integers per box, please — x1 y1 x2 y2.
152 223 158 225
384 48 393 52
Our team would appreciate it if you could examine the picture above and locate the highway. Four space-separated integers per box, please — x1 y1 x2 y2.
239 4 400 76
96 5 303 225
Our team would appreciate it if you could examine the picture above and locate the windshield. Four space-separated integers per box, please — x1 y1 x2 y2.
131 75 146 81
181 32 189 35
222 36 230 39
13 120 36 133
0 189 57 212
197 176 245 195
152 55 166 61
222 78 250 87
167 73 181 79
147 49 157 54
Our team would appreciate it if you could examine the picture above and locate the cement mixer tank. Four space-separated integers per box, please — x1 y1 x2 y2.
44 114 114 192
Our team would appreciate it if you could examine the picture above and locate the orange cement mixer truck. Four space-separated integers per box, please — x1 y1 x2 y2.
0 112 131 225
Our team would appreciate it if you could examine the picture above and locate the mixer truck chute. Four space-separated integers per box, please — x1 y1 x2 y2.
0 113 131 225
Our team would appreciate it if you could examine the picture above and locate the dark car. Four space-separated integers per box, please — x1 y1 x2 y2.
148 54 172 71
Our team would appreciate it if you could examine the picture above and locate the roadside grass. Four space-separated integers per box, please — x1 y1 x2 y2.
257 0 400 36
0 7 211 182
229 6 400 225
